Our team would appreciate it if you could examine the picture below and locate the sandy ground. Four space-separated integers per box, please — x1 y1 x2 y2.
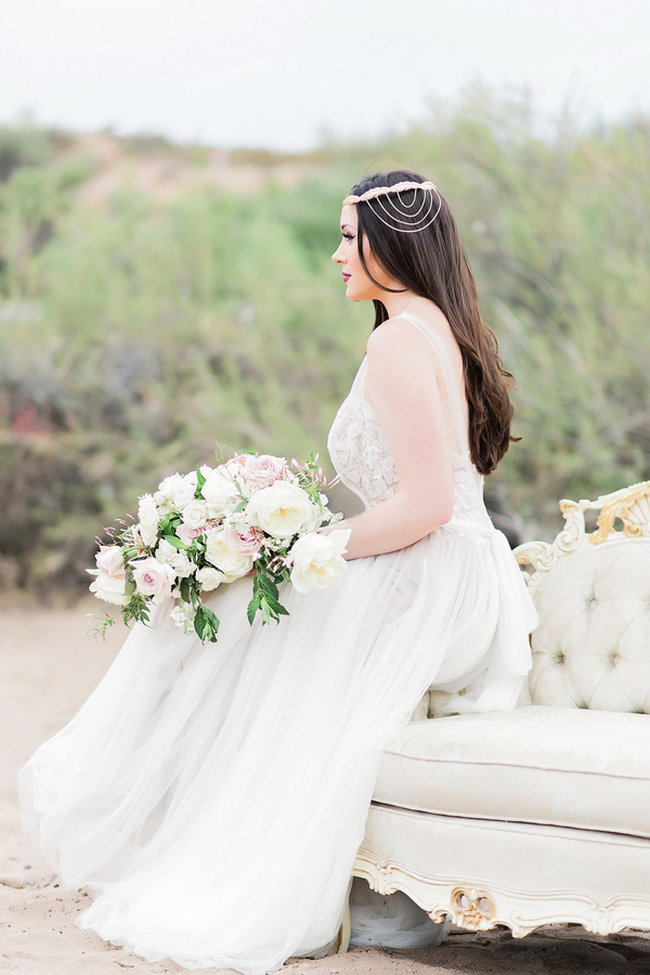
2 598 650 975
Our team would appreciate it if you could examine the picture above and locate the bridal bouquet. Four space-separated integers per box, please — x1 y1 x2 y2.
88 452 349 643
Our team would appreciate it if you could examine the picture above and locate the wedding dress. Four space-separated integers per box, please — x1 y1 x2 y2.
18 311 537 972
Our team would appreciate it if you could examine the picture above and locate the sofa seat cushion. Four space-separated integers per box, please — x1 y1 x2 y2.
374 706 650 839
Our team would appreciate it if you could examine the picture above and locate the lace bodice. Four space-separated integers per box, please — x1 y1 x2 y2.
327 313 492 532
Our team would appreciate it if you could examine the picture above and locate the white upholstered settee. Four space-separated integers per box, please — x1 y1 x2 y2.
345 480 650 945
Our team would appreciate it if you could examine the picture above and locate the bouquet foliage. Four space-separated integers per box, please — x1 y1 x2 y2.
88 453 349 643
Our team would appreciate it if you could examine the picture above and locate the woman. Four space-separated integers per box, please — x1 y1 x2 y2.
19 170 537 972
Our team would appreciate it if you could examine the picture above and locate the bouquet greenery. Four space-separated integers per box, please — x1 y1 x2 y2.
89 453 349 643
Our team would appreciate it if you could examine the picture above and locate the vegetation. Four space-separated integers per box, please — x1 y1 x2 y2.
1 91 648 594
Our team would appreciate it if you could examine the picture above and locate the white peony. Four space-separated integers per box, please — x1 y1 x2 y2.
196 566 225 591
131 557 176 602
245 481 315 539
204 528 254 581
201 467 238 518
137 494 160 547
88 570 129 606
289 530 351 594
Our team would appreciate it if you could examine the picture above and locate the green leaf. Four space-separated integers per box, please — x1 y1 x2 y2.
162 533 186 550
247 591 261 626
193 605 220 643
258 573 279 599
201 605 220 641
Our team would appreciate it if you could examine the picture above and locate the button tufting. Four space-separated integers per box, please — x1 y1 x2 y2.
554 651 566 665
608 652 620 668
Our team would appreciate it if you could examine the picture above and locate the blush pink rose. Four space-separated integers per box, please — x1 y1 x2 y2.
222 522 264 557
95 545 125 578
243 453 288 488
177 524 207 546
131 557 176 602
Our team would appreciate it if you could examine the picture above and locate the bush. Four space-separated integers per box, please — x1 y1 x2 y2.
1 100 648 592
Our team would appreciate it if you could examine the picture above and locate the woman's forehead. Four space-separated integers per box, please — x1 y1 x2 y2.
340 205 357 230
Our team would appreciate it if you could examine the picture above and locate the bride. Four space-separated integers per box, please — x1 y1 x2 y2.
18 170 537 972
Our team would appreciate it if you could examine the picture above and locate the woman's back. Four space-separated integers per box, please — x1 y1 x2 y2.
328 309 489 529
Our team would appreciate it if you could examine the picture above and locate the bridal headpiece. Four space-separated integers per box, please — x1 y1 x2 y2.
342 180 442 234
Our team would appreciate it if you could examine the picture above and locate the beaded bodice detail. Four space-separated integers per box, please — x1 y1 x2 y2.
327 313 492 531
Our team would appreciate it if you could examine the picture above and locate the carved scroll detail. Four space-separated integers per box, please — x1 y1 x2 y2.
591 482 650 545
514 480 650 590
353 853 650 939
450 886 496 929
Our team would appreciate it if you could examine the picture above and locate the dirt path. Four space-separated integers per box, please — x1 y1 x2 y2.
1 600 649 974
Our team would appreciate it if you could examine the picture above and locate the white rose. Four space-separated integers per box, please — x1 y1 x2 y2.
245 481 315 539
196 566 225 591
131 557 176 602
205 528 254 581
181 498 209 530
201 468 238 518
288 530 351 594
137 494 160 547
154 472 196 510
88 570 129 606
155 539 195 579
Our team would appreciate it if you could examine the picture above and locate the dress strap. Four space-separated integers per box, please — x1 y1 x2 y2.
399 311 470 454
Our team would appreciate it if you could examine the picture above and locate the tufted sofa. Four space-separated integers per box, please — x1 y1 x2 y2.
347 481 650 942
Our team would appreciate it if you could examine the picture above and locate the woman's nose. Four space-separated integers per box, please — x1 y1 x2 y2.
332 244 342 263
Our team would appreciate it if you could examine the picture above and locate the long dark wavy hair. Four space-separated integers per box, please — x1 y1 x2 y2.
348 169 516 476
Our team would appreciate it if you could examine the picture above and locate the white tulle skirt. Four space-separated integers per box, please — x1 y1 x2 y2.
18 523 535 973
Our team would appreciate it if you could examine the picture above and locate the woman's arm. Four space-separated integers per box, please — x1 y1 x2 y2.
335 319 455 561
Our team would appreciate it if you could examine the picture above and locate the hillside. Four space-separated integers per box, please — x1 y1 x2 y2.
0 98 648 594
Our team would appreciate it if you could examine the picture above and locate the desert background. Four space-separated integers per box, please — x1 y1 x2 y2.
3 597 650 974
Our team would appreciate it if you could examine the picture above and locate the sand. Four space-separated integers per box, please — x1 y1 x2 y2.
1 598 649 975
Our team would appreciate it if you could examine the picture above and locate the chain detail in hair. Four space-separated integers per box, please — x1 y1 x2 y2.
342 180 442 233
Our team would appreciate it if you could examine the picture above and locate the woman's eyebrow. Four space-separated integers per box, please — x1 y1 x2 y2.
340 223 355 231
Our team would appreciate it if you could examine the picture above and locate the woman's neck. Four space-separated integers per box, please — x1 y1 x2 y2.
380 292 439 321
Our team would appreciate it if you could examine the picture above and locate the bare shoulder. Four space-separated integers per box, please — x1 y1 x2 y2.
365 315 450 379
365 316 430 360
367 310 463 377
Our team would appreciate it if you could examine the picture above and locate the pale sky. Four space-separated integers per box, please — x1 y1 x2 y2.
2 0 648 149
